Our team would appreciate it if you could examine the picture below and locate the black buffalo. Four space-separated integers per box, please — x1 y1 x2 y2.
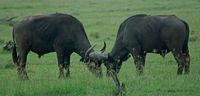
93 14 190 76
12 13 105 80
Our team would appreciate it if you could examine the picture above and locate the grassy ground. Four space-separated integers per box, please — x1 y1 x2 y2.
0 0 200 96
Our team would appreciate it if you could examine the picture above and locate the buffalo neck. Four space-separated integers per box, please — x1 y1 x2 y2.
75 40 94 58
109 45 129 61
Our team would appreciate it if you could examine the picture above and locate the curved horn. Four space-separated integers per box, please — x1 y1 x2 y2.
6 16 18 21
100 41 106 53
85 44 96 57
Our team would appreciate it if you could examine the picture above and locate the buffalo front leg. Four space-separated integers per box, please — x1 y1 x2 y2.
106 61 123 77
56 52 65 79
130 48 146 76
109 70 126 96
133 55 145 76
64 54 71 78
127 46 146 76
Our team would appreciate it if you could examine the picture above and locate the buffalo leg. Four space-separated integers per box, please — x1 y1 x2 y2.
106 62 122 77
171 49 185 75
133 55 145 76
182 41 190 74
109 70 126 96
64 54 71 78
56 52 65 79
109 70 121 89
183 52 190 74
17 49 29 80
130 47 146 76
106 50 129 77
116 61 123 74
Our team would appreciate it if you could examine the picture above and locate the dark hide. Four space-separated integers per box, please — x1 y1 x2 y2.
12 13 101 79
105 14 190 76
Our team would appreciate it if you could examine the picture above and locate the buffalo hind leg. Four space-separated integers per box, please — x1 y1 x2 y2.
183 52 190 74
171 49 185 75
17 49 29 80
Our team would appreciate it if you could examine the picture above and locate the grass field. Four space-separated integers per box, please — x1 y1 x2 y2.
0 0 200 96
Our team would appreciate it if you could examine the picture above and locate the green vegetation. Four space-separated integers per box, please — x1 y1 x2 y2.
0 0 200 96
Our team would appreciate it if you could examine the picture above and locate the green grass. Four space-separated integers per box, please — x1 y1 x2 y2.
0 0 200 96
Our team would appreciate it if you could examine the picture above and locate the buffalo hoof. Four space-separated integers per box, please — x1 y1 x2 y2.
184 68 190 75
89 68 103 78
113 83 126 96
58 70 66 79
65 75 71 79
58 74 71 80
58 75 65 79
17 69 29 80
65 72 71 78
136 72 143 77
106 73 111 77
118 83 126 96
18 74 29 80
91 72 103 78
106 70 112 77
95 71 103 78
177 70 183 75
184 72 189 75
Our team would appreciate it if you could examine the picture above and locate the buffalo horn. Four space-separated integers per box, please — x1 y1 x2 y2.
100 41 106 53
85 44 96 57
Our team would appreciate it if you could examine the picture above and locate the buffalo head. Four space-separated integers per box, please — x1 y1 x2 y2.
82 42 130 77
82 42 107 77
